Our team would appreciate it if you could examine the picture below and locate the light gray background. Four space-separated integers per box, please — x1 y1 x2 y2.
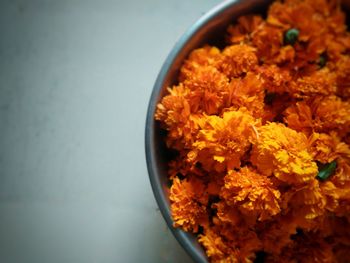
0 0 220 262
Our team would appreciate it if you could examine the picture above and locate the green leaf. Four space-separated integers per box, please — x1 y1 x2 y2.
318 54 327 68
317 161 337 181
284 28 299 45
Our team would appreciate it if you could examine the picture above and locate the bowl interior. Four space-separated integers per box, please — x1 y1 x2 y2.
145 0 350 262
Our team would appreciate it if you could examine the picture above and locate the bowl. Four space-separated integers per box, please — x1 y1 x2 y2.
145 1 350 262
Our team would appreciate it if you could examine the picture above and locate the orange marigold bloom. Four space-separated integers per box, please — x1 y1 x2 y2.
179 45 222 81
267 0 347 69
169 176 208 232
267 0 324 40
252 24 283 64
189 108 260 172
321 181 340 212
183 65 228 93
257 64 292 94
312 95 350 135
219 44 258 78
283 179 326 221
274 45 296 64
155 84 205 149
221 167 281 221
284 96 350 136
214 224 261 262
330 158 350 190
308 132 350 163
288 68 337 98
198 227 239 263
288 68 337 97
334 55 350 99
226 72 265 117
251 122 318 184
202 218 262 262
329 158 350 218
227 15 263 44
183 65 229 115
284 100 313 134
213 201 242 226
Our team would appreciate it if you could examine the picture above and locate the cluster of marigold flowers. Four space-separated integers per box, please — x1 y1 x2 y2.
155 0 350 262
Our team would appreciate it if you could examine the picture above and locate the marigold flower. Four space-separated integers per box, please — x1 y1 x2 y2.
183 65 229 115
284 95 350 137
252 24 283 64
251 122 318 184
284 100 313 134
221 167 281 221
169 176 208 232
283 179 326 220
198 228 238 263
312 95 350 135
220 44 258 78
189 108 260 172
257 64 292 94
226 72 265 117
200 220 262 262
179 45 222 81
321 181 340 212
213 201 242 226
155 84 204 149
288 68 337 98
334 55 350 98
268 0 323 40
227 15 263 44
308 132 350 163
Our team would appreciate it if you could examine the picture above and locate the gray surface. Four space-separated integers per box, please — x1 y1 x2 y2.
0 0 219 262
